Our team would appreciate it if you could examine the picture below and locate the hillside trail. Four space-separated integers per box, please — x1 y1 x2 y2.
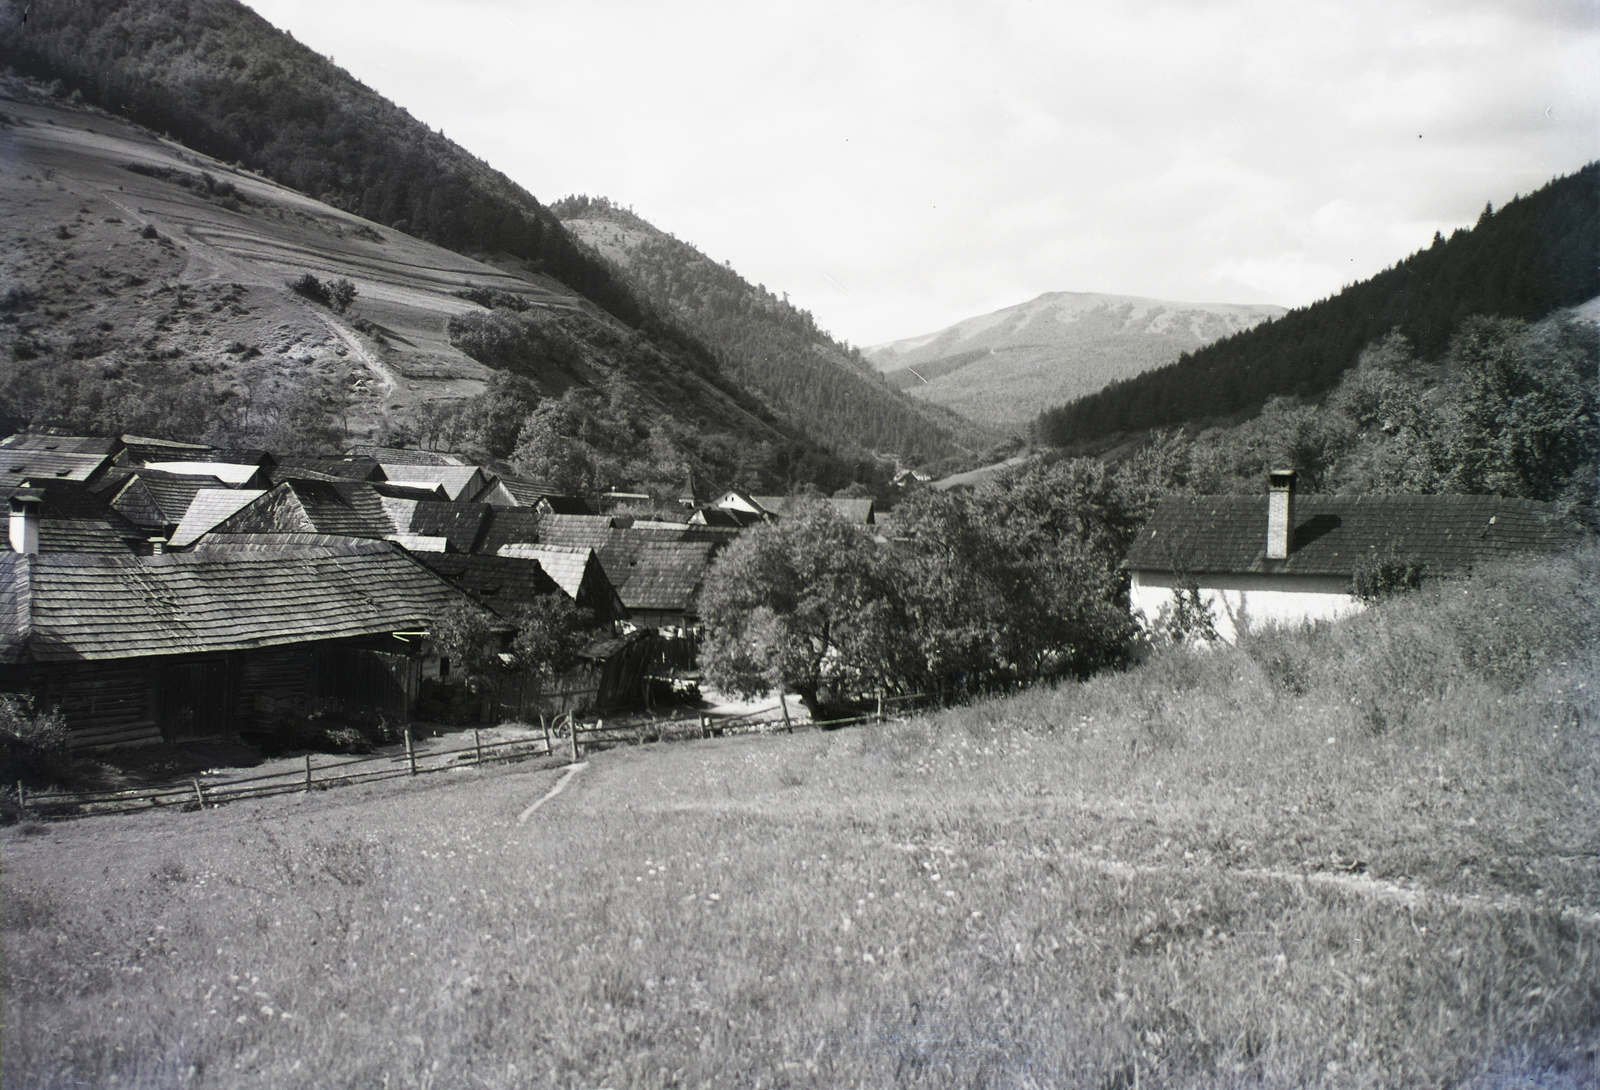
312 310 400 403
1034 847 1600 928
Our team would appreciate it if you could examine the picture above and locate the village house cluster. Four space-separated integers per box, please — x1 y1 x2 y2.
0 431 875 752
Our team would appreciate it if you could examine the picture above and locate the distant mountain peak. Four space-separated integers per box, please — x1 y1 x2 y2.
864 293 1285 432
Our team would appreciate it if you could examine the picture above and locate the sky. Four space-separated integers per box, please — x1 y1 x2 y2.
246 0 1599 348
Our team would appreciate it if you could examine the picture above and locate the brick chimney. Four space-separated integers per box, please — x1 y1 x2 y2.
1266 469 1296 560
9 485 42 556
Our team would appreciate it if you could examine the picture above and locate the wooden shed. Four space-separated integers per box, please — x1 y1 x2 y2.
0 539 492 749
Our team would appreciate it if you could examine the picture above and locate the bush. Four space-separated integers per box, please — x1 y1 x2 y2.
290 273 331 306
326 278 357 313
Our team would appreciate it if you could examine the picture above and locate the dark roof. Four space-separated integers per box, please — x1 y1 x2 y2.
614 539 718 613
478 507 541 554
210 480 396 539
414 553 563 613
118 434 209 462
0 433 120 456
540 495 597 516
2 481 145 555
0 540 487 663
1125 493 1585 578
407 501 492 554
271 455 386 482
0 447 115 483
538 514 619 552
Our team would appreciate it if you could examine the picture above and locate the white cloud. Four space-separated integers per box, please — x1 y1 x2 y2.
247 0 1599 345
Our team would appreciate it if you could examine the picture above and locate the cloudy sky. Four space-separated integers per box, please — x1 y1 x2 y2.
248 0 1598 347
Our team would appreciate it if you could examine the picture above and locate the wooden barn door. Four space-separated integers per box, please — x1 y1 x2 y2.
157 659 234 742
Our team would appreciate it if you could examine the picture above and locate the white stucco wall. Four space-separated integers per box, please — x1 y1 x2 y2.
1130 570 1363 643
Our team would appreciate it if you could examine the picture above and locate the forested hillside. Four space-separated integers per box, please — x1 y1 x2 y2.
555 197 991 465
1036 164 1599 445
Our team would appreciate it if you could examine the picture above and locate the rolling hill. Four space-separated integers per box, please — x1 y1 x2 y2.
0 76 784 458
865 293 1285 431
555 197 994 464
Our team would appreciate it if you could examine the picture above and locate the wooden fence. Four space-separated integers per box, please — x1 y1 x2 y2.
13 688 950 822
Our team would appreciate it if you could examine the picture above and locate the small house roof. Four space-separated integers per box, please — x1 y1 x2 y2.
1125 493 1584 578
1 480 145 555
415 553 564 613
496 544 591 600
478 507 541 554
377 464 485 500
407 501 492 553
170 489 269 547
272 455 386 482
614 539 718 613
1 433 120 456
0 540 486 664
142 461 264 486
0 447 116 483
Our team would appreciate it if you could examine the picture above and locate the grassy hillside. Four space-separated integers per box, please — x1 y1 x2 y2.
0 0 647 325
556 197 993 465
1037 164 1600 446
4 548 1594 1087
867 292 1285 432
0 78 794 468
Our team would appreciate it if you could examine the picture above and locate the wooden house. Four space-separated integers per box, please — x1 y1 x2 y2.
1125 471 1585 642
0 539 493 749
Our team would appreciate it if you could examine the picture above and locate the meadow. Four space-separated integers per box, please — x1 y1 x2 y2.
3 549 1596 1089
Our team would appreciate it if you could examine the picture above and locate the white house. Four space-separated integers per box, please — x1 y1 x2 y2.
1125 470 1582 642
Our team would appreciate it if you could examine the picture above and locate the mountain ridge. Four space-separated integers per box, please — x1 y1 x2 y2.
864 292 1285 432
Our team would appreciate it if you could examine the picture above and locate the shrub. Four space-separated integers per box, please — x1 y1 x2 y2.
326 278 357 313
290 273 330 306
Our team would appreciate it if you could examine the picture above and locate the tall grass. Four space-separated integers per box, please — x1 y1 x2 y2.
3 549 1596 1088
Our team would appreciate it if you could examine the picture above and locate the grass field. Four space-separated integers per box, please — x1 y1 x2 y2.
3 550 1597 1088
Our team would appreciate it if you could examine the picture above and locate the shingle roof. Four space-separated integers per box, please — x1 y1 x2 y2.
407 501 491 553
1125 493 1585 578
1 434 120 456
271 455 386 482
478 507 541 554
2 481 145 555
142 461 264 486
0 540 488 664
209 480 397 539
376 465 485 500
538 514 619 552
614 539 718 612
415 553 563 613
0 448 115 482
690 506 764 529
170 489 269 547
496 544 591 600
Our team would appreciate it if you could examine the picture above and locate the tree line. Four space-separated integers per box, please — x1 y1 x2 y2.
1035 163 1599 446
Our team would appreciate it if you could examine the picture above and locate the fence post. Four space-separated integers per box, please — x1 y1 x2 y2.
541 714 551 755
700 712 708 739
192 778 205 809
16 780 24 814
303 754 312 793
779 692 793 734
405 723 417 776
876 690 884 724
474 728 483 765
569 714 580 762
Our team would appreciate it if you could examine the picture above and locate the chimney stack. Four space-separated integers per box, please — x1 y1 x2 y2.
9 485 42 556
1266 469 1296 560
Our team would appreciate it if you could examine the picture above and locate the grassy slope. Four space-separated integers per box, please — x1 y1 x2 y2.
0 81 783 447
3 551 1596 1088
